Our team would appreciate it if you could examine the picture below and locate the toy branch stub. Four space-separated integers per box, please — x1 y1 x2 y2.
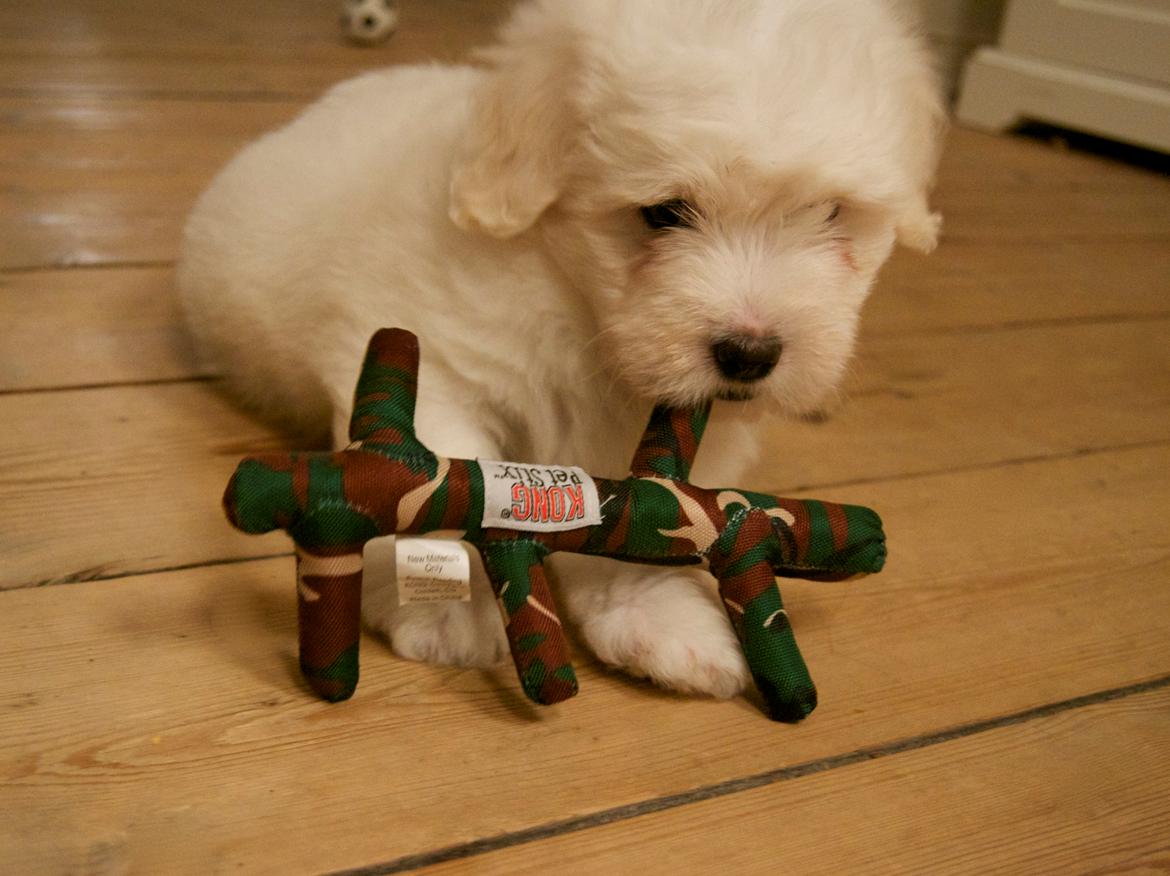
223 328 886 721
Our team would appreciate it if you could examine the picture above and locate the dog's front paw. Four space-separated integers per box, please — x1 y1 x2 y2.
370 600 508 668
575 568 750 698
361 542 508 668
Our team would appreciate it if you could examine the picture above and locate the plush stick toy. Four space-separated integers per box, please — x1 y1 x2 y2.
223 328 886 721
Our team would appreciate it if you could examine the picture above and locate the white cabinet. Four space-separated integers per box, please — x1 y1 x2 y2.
956 0 1170 152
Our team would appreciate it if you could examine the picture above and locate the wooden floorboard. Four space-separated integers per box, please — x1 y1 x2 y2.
0 97 302 270
0 381 289 589
930 127 1170 241
415 685 1170 876
0 266 200 390
873 237 1170 336
1 446 1167 873
2 0 1168 872
0 0 514 96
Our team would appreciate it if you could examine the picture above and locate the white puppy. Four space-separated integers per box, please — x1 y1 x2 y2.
179 0 942 699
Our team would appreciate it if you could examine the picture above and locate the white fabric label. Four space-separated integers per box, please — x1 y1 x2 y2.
479 459 603 532
395 538 471 605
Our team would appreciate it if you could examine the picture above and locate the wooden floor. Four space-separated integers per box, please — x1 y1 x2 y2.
2 2 1169 873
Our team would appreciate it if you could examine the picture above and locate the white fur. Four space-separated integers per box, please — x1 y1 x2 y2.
179 0 941 699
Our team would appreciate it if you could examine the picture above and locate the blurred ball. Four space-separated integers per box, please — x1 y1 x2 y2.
341 0 399 45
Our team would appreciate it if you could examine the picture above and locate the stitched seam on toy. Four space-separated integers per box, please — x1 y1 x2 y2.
359 446 440 466
701 506 728 562
627 480 643 555
479 540 550 558
706 504 751 561
730 505 752 549
294 498 380 528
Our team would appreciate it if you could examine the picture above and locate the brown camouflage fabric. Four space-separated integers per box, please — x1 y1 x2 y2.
224 329 886 721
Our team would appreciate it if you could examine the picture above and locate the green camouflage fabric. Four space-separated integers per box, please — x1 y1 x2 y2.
223 328 887 721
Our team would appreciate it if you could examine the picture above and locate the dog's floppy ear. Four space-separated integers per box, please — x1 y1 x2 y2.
893 113 945 252
449 7 578 239
896 196 942 253
891 32 946 255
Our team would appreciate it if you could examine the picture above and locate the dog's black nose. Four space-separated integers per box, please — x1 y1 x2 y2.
712 335 782 382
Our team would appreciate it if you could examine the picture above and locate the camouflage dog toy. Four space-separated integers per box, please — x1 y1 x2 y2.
224 328 886 721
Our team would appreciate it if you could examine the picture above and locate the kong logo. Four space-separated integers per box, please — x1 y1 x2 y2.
479 460 602 532
510 483 587 525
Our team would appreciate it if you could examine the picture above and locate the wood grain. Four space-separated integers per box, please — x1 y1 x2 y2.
930 127 1170 241
0 266 201 390
776 315 1170 489
418 686 1170 876
0 0 514 96
871 237 1170 337
0 96 303 270
0 382 291 589
1 445 1167 873
0 0 514 270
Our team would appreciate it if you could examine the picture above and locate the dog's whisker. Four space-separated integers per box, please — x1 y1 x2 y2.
577 323 623 359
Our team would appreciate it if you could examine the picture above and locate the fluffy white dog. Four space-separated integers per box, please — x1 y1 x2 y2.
179 0 942 699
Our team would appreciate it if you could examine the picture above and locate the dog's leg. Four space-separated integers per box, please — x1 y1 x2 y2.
336 395 510 669
545 408 764 697
550 554 749 698
361 538 509 668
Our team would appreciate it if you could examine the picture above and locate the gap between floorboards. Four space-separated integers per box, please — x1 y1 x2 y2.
0 259 176 276
326 671 1170 876
0 86 312 103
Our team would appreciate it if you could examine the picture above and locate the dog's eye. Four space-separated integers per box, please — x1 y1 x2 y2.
640 199 694 230
825 202 841 223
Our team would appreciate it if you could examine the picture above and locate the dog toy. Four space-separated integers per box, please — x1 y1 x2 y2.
340 0 399 45
223 328 886 721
